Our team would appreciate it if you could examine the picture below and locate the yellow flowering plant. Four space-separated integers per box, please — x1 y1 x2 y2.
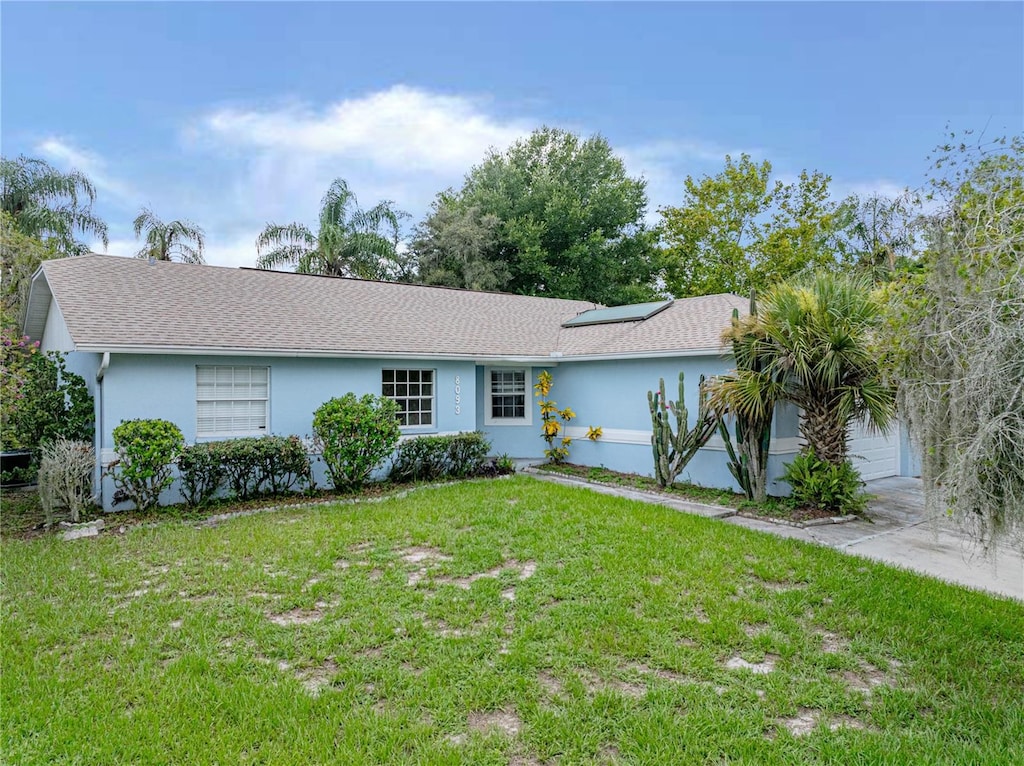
535 371 577 463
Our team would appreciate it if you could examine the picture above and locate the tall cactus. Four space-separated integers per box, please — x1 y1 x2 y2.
647 372 719 488
715 291 773 502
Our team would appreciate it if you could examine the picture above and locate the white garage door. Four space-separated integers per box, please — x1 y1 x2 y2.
848 417 899 480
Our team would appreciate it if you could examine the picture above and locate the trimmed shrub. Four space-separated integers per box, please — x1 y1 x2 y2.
389 431 491 482
110 419 184 511
217 438 265 501
177 442 225 507
313 394 400 490
253 435 312 496
38 438 94 524
177 436 312 506
218 435 312 501
782 450 868 516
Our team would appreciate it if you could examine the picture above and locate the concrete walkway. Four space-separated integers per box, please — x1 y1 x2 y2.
528 471 1024 602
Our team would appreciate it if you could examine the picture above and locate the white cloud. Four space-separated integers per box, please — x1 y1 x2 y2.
35 137 137 204
64 86 800 267
91 230 261 269
198 85 533 175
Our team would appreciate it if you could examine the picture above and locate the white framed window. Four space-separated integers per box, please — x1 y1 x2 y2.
382 369 435 428
484 367 532 426
196 366 269 437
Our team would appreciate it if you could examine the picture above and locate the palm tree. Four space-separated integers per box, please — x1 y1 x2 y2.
255 178 408 280
133 208 206 264
0 155 108 255
719 272 895 466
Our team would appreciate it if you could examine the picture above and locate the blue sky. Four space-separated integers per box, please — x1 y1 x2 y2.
3 2 1022 267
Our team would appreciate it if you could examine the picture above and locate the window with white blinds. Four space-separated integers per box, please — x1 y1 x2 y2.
196 366 269 436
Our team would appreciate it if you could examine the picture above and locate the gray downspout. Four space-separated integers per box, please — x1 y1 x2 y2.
95 353 110 509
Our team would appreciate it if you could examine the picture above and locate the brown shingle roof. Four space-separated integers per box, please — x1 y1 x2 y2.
35 255 746 359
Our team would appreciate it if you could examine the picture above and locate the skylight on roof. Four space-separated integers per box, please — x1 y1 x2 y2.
562 299 674 328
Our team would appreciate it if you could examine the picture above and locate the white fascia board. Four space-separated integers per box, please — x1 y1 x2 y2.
554 347 730 362
73 344 560 363
74 345 731 363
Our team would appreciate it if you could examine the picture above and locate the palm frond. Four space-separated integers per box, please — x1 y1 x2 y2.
256 243 315 270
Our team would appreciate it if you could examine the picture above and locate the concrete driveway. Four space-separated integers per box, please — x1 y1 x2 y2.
530 470 1024 601
724 477 1023 601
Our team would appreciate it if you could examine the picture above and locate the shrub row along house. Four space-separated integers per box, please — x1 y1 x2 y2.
24 255 916 509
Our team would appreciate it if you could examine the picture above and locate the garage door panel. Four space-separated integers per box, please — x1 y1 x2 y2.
848 417 899 480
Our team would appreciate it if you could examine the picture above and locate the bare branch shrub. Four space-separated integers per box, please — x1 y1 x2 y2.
38 438 95 525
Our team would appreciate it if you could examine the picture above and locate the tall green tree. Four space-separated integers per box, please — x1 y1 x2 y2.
0 155 108 255
723 272 895 467
847 192 923 281
133 207 206 264
883 133 1024 549
660 154 852 297
414 127 661 305
1 212 58 330
410 205 506 292
256 178 409 280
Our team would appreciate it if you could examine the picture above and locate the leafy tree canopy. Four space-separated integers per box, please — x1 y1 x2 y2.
414 127 662 305
256 178 410 281
659 154 854 297
0 155 108 256
846 191 923 281
1 212 58 331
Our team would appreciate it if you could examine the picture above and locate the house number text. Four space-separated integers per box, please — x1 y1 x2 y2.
454 375 461 415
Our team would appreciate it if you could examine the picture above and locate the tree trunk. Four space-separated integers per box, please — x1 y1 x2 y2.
740 416 771 503
799 400 848 465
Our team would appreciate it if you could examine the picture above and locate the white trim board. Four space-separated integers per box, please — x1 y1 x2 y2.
72 344 728 364
563 428 804 455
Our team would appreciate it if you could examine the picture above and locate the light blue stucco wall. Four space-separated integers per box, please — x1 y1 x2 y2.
538 356 743 492
93 353 479 509
475 365 551 460
79 346 916 512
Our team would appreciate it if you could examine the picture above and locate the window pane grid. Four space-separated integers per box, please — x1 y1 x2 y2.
489 369 527 420
382 369 434 427
196 366 269 435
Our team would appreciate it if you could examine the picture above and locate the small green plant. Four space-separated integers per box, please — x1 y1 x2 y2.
647 372 719 488
782 450 868 515
585 425 603 440
389 431 491 482
0 465 36 486
109 419 184 511
535 371 575 463
493 454 516 475
312 394 401 490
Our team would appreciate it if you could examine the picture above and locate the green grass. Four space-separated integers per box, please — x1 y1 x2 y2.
537 462 743 507
2 476 1022 764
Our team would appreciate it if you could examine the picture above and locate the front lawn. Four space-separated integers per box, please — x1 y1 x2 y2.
2 477 1022 764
